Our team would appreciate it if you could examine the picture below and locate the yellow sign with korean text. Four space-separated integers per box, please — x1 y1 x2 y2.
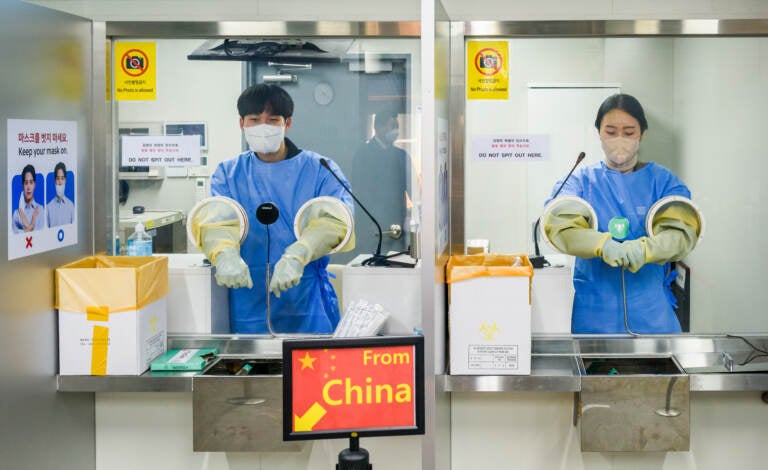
114 42 156 101
467 41 508 100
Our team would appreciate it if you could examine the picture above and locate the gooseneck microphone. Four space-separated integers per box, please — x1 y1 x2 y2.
256 202 280 336
531 151 586 268
319 158 414 268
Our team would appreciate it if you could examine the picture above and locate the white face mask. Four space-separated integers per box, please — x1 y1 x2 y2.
244 124 284 154
55 183 65 198
601 136 640 172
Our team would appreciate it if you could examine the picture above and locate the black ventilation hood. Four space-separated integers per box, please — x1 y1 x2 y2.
187 38 350 62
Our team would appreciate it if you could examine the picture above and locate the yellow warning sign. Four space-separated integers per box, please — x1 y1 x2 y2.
114 42 156 101
467 41 508 100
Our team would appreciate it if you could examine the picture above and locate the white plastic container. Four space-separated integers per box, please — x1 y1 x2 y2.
166 254 229 334
342 254 421 335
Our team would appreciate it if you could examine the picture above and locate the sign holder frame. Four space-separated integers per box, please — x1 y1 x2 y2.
282 335 425 442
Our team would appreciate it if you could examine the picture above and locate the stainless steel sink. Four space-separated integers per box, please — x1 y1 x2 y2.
578 355 689 452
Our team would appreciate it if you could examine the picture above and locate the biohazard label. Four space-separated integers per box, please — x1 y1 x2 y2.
468 344 518 370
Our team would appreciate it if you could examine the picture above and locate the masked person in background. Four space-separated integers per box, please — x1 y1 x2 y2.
47 162 75 227
543 93 701 334
196 84 354 334
351 109 410 256
12 164 45 233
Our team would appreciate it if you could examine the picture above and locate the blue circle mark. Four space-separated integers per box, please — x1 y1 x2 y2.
57 229 65 242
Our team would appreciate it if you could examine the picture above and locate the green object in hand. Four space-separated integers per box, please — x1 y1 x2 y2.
608 217 630 240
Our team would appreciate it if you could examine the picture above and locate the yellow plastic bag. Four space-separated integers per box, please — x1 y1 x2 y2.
447 254 533 283
56 255 168 314
447 254 533 304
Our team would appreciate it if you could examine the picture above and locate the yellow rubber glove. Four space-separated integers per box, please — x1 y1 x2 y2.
620 239 647 273
644 204 701 264
269 241 311 296
269 200 353 297
615 203 701 273
190 198 252 289
600 239 629 268
543 199 611 259
212 246 253 289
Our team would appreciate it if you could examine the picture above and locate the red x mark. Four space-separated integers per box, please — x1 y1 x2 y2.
25 236 32 248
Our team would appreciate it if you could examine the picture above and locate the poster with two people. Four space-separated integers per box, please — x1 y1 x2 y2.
7 119 78 260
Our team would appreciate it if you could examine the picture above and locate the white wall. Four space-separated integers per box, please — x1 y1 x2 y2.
452 391 768 469
117 39 242 229
96 392 421 470
673 38 768 333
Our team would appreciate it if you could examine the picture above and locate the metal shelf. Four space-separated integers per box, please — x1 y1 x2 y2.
56 335 768 393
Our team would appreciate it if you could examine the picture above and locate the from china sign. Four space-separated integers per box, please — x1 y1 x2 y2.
283 336 425 441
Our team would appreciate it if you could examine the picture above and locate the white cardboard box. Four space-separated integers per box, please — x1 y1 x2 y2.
56 256 168 375
58 298 167 375
448 255 532 375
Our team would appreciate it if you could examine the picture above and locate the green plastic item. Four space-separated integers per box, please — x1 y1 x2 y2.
608 217 630 240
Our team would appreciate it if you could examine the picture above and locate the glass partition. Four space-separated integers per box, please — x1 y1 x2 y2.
108 33 421 334
461 31 768 334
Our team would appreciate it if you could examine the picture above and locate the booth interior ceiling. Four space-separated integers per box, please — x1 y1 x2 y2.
187 38 352 62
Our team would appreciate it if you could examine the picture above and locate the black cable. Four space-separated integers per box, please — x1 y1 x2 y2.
266 225 271 263
726 334 768 355
739 352 768 367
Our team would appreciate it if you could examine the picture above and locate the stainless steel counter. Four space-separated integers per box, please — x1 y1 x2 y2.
57 334 768 393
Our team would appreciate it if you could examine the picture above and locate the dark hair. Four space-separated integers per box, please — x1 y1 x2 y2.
373 109 398 130
595 93 648 133
54 161 67 178
237 84 294 119
21 164 35 182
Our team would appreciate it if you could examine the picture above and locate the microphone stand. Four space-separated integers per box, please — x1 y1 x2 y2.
320 159 415 268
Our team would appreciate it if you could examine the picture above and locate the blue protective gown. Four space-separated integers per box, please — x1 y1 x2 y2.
211 141 353 334
547 161 690 334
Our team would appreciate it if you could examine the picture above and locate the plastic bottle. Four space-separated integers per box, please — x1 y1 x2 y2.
126 222 152 256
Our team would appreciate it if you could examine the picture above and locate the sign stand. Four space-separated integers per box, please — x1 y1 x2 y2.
337 433 371 470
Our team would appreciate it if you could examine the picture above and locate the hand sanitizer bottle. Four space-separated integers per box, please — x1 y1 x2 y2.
126 222 152 256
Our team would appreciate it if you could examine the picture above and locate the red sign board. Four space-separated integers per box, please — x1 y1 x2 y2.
283 336 424 440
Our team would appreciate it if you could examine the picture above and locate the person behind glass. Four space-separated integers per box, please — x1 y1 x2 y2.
543 93 701 334
351 109 410 255
200 84 354 334
47 161 75 227
12 164 45 233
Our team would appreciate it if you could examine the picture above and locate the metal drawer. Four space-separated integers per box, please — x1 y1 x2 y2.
579 356 690 452
192 358 304 452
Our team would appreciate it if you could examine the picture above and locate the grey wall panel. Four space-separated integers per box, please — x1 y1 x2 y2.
0 1 94 469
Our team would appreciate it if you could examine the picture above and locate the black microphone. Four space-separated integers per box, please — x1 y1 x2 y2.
256 202 279 225
531 151 586 268
256 201 279 262
319 158 414 268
